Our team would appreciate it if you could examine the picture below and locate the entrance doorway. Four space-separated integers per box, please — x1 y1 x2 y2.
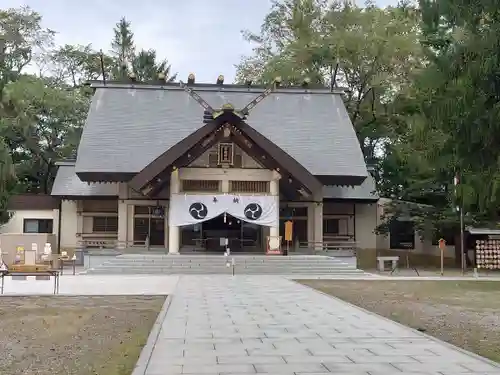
134 217 165 247
203 214 242 252
179 213 262 253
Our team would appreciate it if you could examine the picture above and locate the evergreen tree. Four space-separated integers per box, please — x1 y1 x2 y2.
109 17 176 81
110 17 135 78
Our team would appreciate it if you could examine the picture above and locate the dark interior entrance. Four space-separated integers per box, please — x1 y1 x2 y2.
178 213 262 252
203 213 242 252
134 218 165 246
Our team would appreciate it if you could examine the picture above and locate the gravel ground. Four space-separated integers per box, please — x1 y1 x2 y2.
0 295 165 375
299 280 500 362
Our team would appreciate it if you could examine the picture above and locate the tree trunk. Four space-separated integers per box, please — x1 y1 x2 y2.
454 233 462 267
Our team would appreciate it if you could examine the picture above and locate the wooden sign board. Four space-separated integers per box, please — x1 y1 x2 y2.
284 221 293 242
266 236 282 255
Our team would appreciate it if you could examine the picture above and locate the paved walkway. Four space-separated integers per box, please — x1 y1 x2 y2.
144 275 500 375
0 275 179 295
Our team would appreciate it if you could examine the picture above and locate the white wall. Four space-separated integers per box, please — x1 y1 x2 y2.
354 203 377 250
0 210 55 234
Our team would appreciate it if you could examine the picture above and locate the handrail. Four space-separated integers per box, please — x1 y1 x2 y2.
77 239 148 249
298 240 358 254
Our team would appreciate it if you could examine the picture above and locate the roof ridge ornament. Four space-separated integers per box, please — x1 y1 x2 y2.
239 76 281 117
179 80 214 114
181 76 280 123
213 103 237 120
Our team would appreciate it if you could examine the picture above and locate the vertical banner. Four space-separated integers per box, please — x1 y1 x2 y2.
284 221 293 242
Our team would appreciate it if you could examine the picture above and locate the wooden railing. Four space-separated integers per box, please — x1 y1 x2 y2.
77 239 149 250
299 236 357 255
78 239 117 249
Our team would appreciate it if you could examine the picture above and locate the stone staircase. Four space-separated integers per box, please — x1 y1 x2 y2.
82 254 368 276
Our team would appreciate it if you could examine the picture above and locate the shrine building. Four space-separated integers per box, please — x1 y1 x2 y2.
44 75 379 254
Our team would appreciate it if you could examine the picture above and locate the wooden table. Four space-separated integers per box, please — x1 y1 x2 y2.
0 270 60 295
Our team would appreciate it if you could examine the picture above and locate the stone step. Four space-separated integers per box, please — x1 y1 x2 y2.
106 258 352 263
106 258 354 267
83 254 361 275
85 265 364 273
85 268 365 275
116 255 338 260
95 262 356 269
99 259 355 267
96 265 357 272
109 258 348 263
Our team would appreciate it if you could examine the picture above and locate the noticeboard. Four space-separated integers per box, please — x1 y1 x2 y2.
284 221 293 242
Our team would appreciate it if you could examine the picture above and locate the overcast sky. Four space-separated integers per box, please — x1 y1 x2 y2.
4 0 398 83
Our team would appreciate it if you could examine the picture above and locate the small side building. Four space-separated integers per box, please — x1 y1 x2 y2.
0 195 59 264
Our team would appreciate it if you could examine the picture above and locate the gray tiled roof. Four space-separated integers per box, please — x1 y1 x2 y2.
75 84 367 179
323 175 378 201
51 163 117 197
52 161 377 200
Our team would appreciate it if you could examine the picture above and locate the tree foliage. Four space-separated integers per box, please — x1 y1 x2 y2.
236 0 500 257
415 0 500 223
236 0 423 166
109 17 177 82
0 7 177 225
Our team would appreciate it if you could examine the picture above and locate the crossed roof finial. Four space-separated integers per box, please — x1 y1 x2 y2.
178 77 282 123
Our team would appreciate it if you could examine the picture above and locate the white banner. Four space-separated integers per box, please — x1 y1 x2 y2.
227 195 278 227
169 194 278 227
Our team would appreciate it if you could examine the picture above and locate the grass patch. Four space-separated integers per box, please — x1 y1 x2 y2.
0 295 165 375
299 280 500 362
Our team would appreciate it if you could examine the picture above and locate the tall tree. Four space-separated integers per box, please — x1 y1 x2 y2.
0 7 90 225
132 49 177 82
2 76 89 193
408 0 500 224
0 6 54 85
236 0 423 176
0 137 15 224
0 6 55 223
47 44 111 87
375 0 500 263
109 17 176 81
0 7 181 228
110 17 135 77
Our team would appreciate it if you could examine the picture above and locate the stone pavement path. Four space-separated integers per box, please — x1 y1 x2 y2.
144 275 500 375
